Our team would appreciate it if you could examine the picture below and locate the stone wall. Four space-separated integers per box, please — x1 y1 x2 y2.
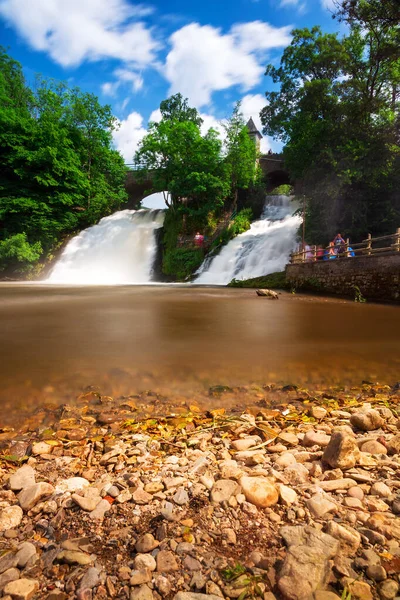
285 254 400 303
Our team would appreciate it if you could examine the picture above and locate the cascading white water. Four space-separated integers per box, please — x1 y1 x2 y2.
196 196 301 285
48 209 165 284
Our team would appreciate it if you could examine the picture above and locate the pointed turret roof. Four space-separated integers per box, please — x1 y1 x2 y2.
246 117 262 139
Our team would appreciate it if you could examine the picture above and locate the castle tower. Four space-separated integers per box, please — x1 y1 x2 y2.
246 117 262 152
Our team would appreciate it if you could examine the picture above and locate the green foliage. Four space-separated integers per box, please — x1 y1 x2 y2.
224 102 257 207
261 10 400 244
0 47 127 276
268 184 293 196
163 247 204 281
135 95 229 218
228 271 287 289
212 208 253 250
353 285 367 303
0 233 42 273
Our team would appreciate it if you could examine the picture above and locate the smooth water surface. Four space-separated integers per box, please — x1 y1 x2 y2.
0 284 399 424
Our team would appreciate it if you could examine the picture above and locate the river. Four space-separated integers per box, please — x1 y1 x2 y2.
1 284 399 425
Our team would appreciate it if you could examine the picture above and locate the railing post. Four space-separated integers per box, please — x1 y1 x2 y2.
395 228 400 252
366 233 372 256
313 245 317 261
346 238 350 258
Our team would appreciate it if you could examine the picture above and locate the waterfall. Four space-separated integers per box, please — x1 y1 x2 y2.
196 196 301 285
48 209 165 284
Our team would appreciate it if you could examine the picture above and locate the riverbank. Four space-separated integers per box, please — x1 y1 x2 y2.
0 382 399 599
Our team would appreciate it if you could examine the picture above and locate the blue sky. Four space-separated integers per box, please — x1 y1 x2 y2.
0 0 338 162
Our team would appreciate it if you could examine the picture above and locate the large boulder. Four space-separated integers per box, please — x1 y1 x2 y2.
278 525 339 600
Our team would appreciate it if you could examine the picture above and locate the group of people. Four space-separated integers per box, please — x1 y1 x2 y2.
304 233 355 261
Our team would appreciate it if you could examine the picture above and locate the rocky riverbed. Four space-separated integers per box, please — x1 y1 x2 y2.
0 383 400 600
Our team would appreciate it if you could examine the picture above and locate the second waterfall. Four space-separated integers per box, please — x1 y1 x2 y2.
196 196 301 284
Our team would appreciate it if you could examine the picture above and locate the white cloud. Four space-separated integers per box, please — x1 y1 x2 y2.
114 68 144 92
102 81 119 97
0 0 158 68
113 111 147 163
321 0 335 9
200 113 225 138
165 21 291 107
149 109 162 123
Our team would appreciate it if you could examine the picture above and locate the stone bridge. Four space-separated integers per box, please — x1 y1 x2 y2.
124 154 290 207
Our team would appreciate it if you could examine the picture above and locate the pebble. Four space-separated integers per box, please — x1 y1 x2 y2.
31 442 52 456
350 409 384 432
348 486 364 500
343 497 364 509
279 484 298 506
278 432 299 447
54 477 90 494
135 534 159 553
360 440 387 455
240 476 278 508
274 453 297 469
156 551 179 573
0 507 23 532
173 488 189 505
8 466 35 492
130 584 154 600
387 434 400 455
15 543 36 568
132 489 153 505
79 567 101 590
0 568 20 592
130 569 152 586
18 483 55 511
322 431 360 469
57 551 93 566
302 430 331 448
318 478 356 491
310 406 327 420
366 565 387 582
210 480 238 503
155 575 171 597
89 499 111 521
72 494 101 512
3 578 39 600
306 494 337 519
370 481 391 498
134 555 156 572
231 436 261 451
379 580 399 600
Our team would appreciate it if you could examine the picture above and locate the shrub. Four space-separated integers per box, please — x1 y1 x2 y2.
0 233 43 273
162 247 204 281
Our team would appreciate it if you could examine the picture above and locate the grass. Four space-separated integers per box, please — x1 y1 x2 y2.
227 271 288 289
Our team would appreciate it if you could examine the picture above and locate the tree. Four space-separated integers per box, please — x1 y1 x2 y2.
134 95 228 214
260 22 400 243
158 93 203 127
224 102 257 208
0 47 127 276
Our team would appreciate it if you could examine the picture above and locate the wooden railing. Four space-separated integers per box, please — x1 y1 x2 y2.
290 228 400 263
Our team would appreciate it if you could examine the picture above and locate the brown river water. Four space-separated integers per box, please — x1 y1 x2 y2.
0 284 399 425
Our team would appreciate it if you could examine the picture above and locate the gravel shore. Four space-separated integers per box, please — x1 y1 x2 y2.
0 382 399 600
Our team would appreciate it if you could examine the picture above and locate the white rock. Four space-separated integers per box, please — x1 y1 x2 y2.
3 578 39 599
31 442 52 456
0 506 23 532
279 485 298 506
306 494 337 518
9 466 35 492
18 483 54 511
134 554 157 572
55 477 90 494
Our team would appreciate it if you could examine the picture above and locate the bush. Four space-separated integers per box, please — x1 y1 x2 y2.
0 233 43 273
268 184 293 196
228 271 288 289
211 208 253 250
162 247 204 281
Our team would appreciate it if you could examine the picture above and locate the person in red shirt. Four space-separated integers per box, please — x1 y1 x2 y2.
194 232 204 248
